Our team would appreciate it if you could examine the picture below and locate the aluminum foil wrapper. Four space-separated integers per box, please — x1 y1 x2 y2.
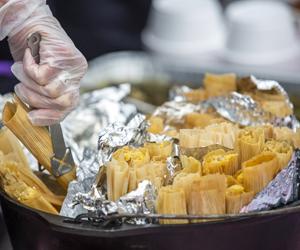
153 101 205 125
169 85 193 102
155 93 299 130
167 76 299 130
62 114 159 220
97 113 148 165
165 139 182 185
62 84 137 163
71 180 156 225
116 180 156 224
239 75 293 111
241 150 300 213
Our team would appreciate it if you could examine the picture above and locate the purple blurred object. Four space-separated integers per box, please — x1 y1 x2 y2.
0 61 12 77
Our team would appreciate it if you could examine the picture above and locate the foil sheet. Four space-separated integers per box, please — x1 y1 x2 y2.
165 140 182 185
97 113 148 165
62 114 155 219
241 150 300 213
70 180 156 225
62 84 137 163
239 75 294 112
169 85 193 102
153 101 205 125
154 93 300 130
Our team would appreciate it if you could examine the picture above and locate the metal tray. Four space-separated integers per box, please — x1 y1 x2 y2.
1 189 300 250
2 53 300 249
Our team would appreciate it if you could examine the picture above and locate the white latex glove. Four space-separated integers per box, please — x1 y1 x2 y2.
0 0 88 126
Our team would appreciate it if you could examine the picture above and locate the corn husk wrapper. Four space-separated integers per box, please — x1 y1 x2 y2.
0 128 30 169
261 100 292 117
136 161 166 190
148 116 164 134
184 88 208 103
184 113 219 129
173 172 201 210
2 98 75 190
112 146 150 168
242 150 300 212
273 127 300 148
0 161 58 214
180 155 202 175
144 141 172 161
156 186 187 224
204 73 237 97
225 185 254 214
180 122 239 149
203 149 239 175
263 140 293 170
236 127 265 164
226 175 239 187
106 159 130 201
241 152 279 194
188 174 226 216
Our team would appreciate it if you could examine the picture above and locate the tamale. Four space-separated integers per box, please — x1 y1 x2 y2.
188 174 226 216
179 122 239 149
225 185 254 214
263 140 293 170
144 141 172 161
184 88 207 103
106 159 129 201
148 116 164 134
0 160 63 207
184 113 217 129
113 146 150 168
156 186 187 224
135 160 166 189
0 163 58 214
226 175 239 187
203 73 237 97
2 98 75 190
260 100 293 117
273 127 300 148
241 152 279 194
236 127 265 164
202 149 239 175
180 155 202 175
173 172 201 209
0 128 29 169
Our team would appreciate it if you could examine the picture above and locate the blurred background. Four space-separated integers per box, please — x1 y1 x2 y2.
1 0 300 248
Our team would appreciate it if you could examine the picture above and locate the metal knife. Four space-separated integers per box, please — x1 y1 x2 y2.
27 32 75 177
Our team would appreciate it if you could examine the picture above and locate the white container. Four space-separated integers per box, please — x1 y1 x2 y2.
142 0 225 56
224 0 300 65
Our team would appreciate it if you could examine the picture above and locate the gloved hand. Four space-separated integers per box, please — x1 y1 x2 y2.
0 0 88 126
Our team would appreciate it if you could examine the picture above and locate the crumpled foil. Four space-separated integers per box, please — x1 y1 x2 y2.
167 76 299 130
154 93 299 130
241 150 300 213
97 113 148 165
165 139 182 185
61 114 161 221
71 180 156 225
153 101 204 125
169 85 193 102
62 84 137 164
239 75 294 112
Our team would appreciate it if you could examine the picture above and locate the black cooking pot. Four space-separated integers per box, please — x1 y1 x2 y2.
1 189 300 250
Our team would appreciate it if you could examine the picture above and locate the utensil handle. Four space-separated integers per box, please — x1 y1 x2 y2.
27 32 41 64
